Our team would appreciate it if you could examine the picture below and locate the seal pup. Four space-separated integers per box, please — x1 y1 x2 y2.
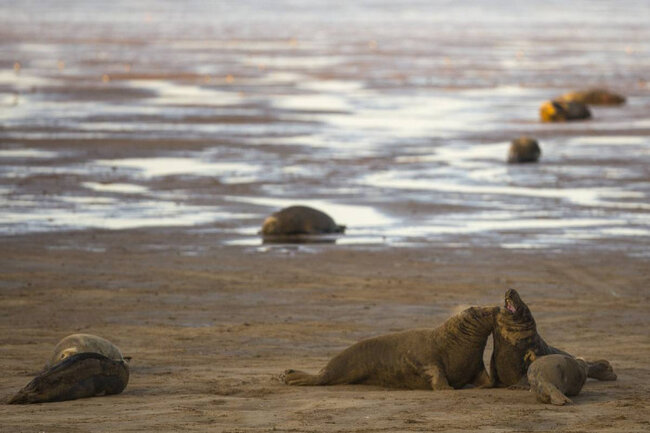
490 289 616 388
507 136 541 164
527 354 588 405
9 352 129 404
261 205 345 243
283 306 498 390
47 333 124 368
559 89 625 106
540 100 591 122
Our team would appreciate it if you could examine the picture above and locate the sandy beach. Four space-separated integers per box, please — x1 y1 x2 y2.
0 230 649 431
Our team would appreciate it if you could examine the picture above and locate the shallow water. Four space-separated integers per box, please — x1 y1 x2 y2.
1 0 649 253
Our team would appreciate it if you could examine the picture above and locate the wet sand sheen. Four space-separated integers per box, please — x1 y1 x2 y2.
1 1 649 251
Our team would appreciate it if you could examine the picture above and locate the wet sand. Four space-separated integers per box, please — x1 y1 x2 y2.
1 229 649 432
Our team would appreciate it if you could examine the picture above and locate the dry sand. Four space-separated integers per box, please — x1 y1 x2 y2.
1 229 648 432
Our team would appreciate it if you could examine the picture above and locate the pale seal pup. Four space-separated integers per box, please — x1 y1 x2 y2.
283 306 498 390
47 333 124 368
527 354 588 405
507 136 541 164
490 289 616 388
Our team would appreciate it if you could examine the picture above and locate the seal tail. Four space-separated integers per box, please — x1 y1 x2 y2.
282 369 325 386
334 225 346 234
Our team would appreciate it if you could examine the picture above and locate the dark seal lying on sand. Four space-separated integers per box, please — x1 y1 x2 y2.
527 354 588 405
558 88 626 106
490 289 616 388
507 136 541 164
8 352 129 404
260 205 345 243
283 306 498 390
540 100 591 122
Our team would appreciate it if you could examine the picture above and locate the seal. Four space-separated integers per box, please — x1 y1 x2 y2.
9 352 129 404
261 205 345 237
283 306 498 390
490 289 617 388
540 100 591 122
559 89 625 106
527 354 588 405
507 136 541 164
47 333 124 368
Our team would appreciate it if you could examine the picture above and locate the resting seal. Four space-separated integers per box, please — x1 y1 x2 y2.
490 289 616 388
9 352 129 404
559 89 625 106
527 354 587 405
261 206 345 242
507 136 541 164
283 306 498 390
540 100 591 122
47 333 124 368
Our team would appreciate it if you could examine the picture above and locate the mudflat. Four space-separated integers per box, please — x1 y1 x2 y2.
1 229 648 432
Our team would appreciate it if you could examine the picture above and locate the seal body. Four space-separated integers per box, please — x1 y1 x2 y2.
47 333 124 368
284 306 498 390
490 289 616 388
9 352 129 404
559 89 625 106
527 354 588 405
507 136 541 164
261 206 345 237
540 100 591 122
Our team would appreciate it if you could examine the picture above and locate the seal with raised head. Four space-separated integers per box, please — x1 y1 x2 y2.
490 289 616 388
527 354 588 405
9 352 129 404
283 306 498 390
559 88 625 106
507 136 541 164
47 333 124 368
261 205 345 240
540 100 591 122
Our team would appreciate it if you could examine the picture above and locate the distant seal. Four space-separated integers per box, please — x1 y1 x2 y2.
559 89 625 106
527 354 588 405
490 289 616 388
507 136 541 164
9 352 129 404
261 206 345 237
47 333 124 368
283 306 498 390
540 100 591 122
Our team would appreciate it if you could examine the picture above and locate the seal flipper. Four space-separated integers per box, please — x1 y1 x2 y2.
533 380 572 405
282 369 325 386
9 352 129 404
423 364 452 390
586 359 617 381
471 366 493 388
